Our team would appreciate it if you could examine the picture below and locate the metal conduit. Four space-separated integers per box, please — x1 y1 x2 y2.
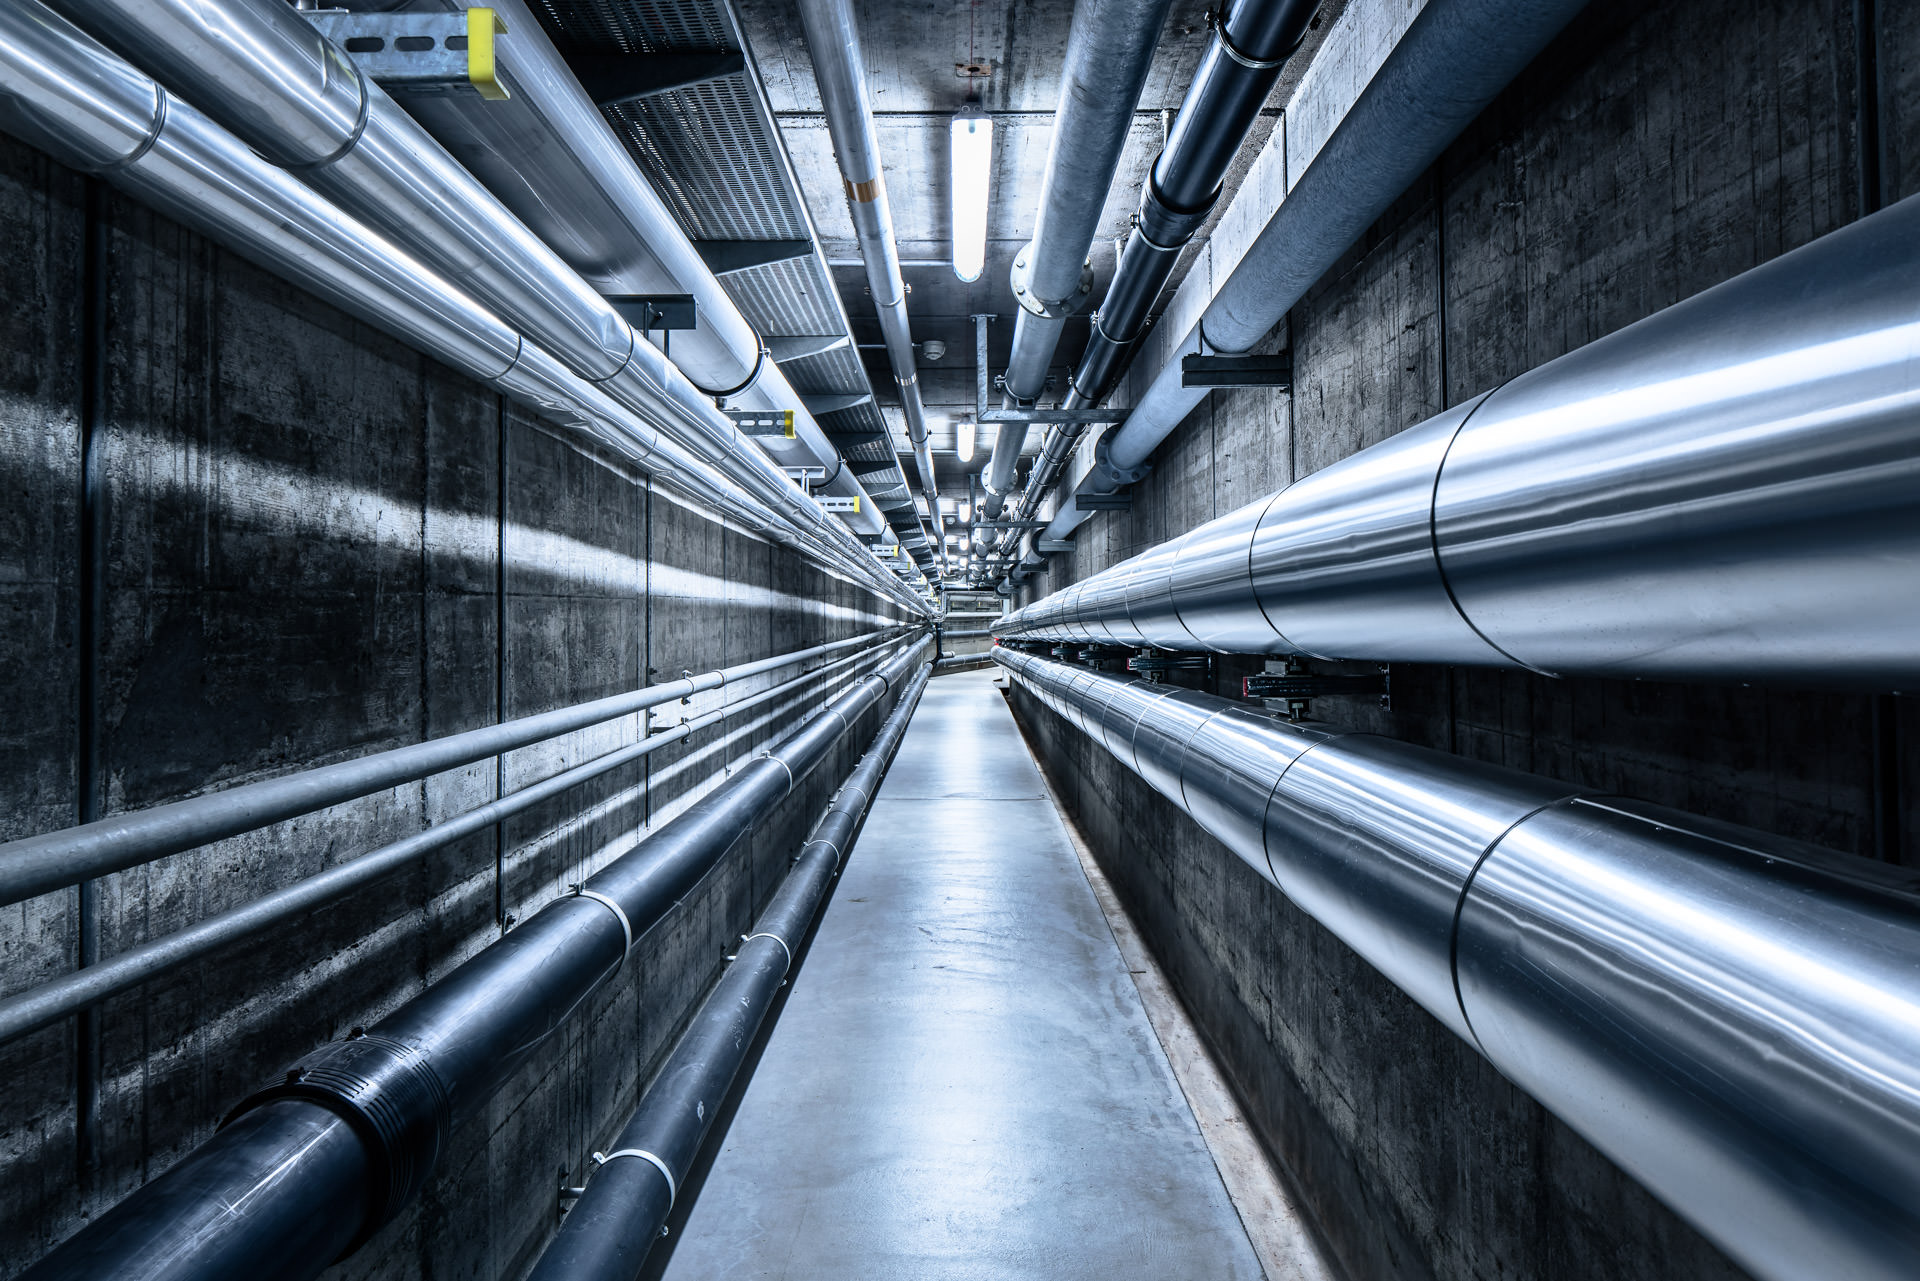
995 647 1920 1281
1028 0 1593 559
0 2 922 612
21 640 930 1281
997 190 1920 689
524 660 933 1281
0 637 912 1049
792 0 943 531
395 0 892 539
1061 0 1316 410
977 0 1173 519
32 0 906 577
0 618 903 908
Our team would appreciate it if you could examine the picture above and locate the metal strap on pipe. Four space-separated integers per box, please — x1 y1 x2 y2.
592 1149 676 1208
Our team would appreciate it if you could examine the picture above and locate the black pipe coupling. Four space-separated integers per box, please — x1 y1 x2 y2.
225 1032 452 1255
1134 176 1218 249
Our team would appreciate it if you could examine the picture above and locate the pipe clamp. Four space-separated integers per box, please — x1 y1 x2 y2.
743 931 794 972
570 886 635 958
593 1148 677 1207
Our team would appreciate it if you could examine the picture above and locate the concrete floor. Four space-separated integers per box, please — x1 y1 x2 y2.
656 669 1265 1280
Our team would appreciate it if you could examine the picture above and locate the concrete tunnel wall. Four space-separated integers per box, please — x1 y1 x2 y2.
0 131 913 1276
1008 1 1920 1279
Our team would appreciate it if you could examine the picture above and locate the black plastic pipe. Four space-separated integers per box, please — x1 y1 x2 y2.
1067 0 1317 406
525 661 933 1281
21 640 929 1281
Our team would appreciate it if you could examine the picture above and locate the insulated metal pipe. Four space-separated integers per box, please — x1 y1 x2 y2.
43 0 897 543
524 660 932 1281
0 1 921 611
978 0 1173 514
21 641 930 1281
0 638 909 1048
1043 0 1594 544
397 0 891 537
1062 0 1316 409
793 0 942 519
999 191 1920 689
995 647 1920 1281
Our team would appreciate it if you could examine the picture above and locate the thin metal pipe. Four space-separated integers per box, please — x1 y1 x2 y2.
1036 0 1592 554
524 661 932 1281
996 647 1920 1281
0 639 909 1049
978 0 1174 521
792 0 942 523
0 592 900 908
999 191 1920 689
0 1 922 611
1062 0 1316 410
21 641 930 1281
398 0 889 537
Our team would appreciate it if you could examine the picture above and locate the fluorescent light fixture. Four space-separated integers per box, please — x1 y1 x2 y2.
958 501 971 524
955 417 976 462
950 104 991 283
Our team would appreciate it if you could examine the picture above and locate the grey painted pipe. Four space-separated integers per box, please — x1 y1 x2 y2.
792 0 942 528
1035 0 1593 551
0 640 910 1048
979 0 1174 513
995 647 1920 1281
44 0 896 545
524 661 932 1281
999 191 1920 690
0 1 921 611
20 641 930 1281
0 596 900 908
398 0 889 538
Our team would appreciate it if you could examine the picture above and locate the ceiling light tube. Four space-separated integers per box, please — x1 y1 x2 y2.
950 104 992 284
956 417 976 462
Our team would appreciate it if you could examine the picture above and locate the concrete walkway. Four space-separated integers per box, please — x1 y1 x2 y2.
656 669 1264 1281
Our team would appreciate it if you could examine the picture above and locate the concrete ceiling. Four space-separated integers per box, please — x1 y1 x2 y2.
735 0 1336 498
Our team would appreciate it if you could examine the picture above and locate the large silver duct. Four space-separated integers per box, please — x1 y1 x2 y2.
0 0 923 614
42 0 896 543
998 189 1920 689
1017 0 1593 574
793 0 943 531
977 0 1174 517
995 647 1920 1281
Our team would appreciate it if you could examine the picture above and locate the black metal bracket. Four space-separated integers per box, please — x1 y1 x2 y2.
1242 671 1387 700
1181 351 1292 388
606 295 696 331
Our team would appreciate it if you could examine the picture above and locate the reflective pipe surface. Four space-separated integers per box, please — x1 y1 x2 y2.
999 194 1920 688
22 642 929 1281
525 662 931 1281
0 638 911 1048
995 648 1920 1281
47 0 895 546
1064 0 1317 407
793 0 942 528
399 0 888 537
0 2 921 611
979 0 1173 520
1027 0 1595 563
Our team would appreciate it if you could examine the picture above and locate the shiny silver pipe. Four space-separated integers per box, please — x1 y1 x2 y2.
397 0 889 538
979 0 1173 517
1032 0 1593 552
1 1 921 612
0 637 911 1048
44 0 897 545
792 0 942 521
996 647 1920 1281
997 192 1920 688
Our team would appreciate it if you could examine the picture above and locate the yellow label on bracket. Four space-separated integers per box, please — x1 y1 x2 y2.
468 9 509 100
